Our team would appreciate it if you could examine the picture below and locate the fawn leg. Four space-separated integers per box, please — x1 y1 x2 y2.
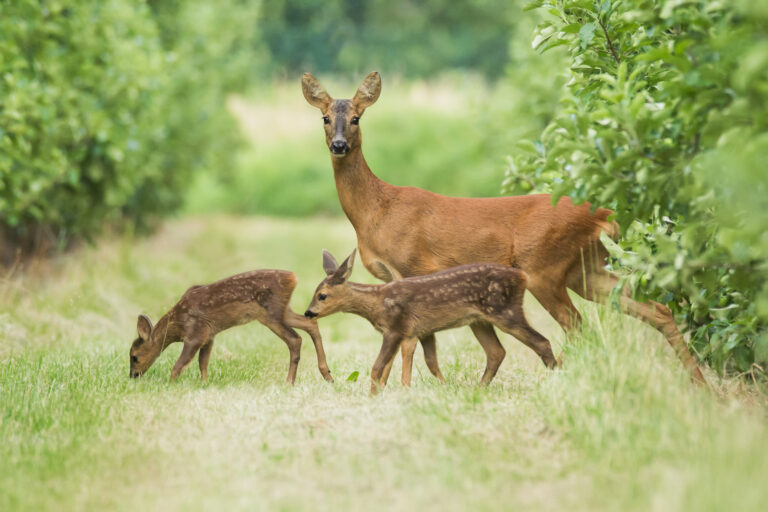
198 338 215 380
419 334 445 383
371 332 403 394
494 312 557 369
171 340 205 380
381 357 395 386
400 337 418 387
285 310 334 382
469 321 506 385
263 318 303 385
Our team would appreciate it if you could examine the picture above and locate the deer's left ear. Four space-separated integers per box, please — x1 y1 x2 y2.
352 71 381 111
302 72 332 110
332 249 356 283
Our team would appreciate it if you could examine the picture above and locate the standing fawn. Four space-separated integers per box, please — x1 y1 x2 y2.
302 71 706 386
304 250 557 393
129 269 334 383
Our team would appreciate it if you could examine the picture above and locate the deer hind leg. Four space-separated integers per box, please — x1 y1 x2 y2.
419 334 446 383
491 310 557 370
527 280 582 332
284 310 334 382
469 321 506 385
198 338 215 380
263 318 303 385
570 268 706 384
371 332 403 394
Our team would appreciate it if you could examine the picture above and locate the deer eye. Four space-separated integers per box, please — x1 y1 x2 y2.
322 116 330 125
350 116 359 125
131 355 138 363
318 293 327 301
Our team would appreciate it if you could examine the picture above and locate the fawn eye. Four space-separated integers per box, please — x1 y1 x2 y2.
322 116 330 125
131 355 138 363
318 293 327 301
351 116 359 125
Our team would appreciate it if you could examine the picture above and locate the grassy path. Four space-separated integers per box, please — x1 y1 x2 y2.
1 216 766 511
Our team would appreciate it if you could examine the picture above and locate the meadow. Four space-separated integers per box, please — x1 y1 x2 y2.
2 215 767 511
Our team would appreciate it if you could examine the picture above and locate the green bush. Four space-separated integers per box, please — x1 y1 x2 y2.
0 0 261 254
504 0 768 374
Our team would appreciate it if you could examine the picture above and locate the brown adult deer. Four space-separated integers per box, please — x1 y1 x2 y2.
305 250 557 393
129 269 334 383
301 71 706 385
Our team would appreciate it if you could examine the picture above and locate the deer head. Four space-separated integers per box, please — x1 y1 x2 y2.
129 314 164 378
304 249 357 318
301 72 381 157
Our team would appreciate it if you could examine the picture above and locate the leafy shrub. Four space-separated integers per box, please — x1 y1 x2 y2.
0 0 261 258
504 0 768 374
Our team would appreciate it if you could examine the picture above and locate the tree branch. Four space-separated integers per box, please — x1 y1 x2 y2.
598 17 620 64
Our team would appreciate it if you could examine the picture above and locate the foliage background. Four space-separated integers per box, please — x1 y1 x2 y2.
503 0 768 374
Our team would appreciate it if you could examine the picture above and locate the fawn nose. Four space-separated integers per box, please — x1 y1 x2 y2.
304 310 318 318
330 140 348 154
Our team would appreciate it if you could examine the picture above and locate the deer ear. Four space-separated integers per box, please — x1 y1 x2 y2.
137 314 153 341
302 72 332 110
352 71 381 111
322 249 339 275
332 249 356 282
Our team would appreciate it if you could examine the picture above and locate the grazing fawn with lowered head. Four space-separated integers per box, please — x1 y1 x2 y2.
304 250 557 393
302 71 706 386
130 269 334 383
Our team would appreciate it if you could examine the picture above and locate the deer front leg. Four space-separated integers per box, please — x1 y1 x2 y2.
198 338 215 380
399 337 418 387
371 332 403 394
171 341 204 380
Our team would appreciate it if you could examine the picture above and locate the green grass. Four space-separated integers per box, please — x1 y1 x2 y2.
184 77 541 216
2 216 767 511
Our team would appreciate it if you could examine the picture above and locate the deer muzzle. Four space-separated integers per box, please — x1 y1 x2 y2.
304 310 318 318
330 140 348 155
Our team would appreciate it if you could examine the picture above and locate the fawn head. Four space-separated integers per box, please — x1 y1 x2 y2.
302 71 381 157
305 249 356 318
129 314 163 378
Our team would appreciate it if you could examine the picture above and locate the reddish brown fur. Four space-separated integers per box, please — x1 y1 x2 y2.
129 269 333 383
302 71 706 386
305 250 557 393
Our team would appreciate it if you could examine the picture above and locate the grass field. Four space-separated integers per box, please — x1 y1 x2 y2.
2 216 767 511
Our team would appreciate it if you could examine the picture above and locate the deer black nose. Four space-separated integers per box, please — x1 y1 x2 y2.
305 310 318 318
330 141 348 154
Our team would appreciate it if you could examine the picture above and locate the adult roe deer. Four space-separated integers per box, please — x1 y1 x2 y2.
301 71 706 385
305 250 557 393
129 269 334 383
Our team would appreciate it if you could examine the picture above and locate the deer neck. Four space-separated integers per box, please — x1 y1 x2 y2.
338 282 386 328
150 314 182 353
331 147 385 229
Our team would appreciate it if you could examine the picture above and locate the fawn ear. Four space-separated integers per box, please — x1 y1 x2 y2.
322 249 339 275
137 314 153 341
332 249 356 283
302 73 332 110
352 71 381 111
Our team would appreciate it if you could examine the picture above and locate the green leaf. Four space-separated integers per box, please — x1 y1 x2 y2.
579 23 596 50
346 371 360 382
